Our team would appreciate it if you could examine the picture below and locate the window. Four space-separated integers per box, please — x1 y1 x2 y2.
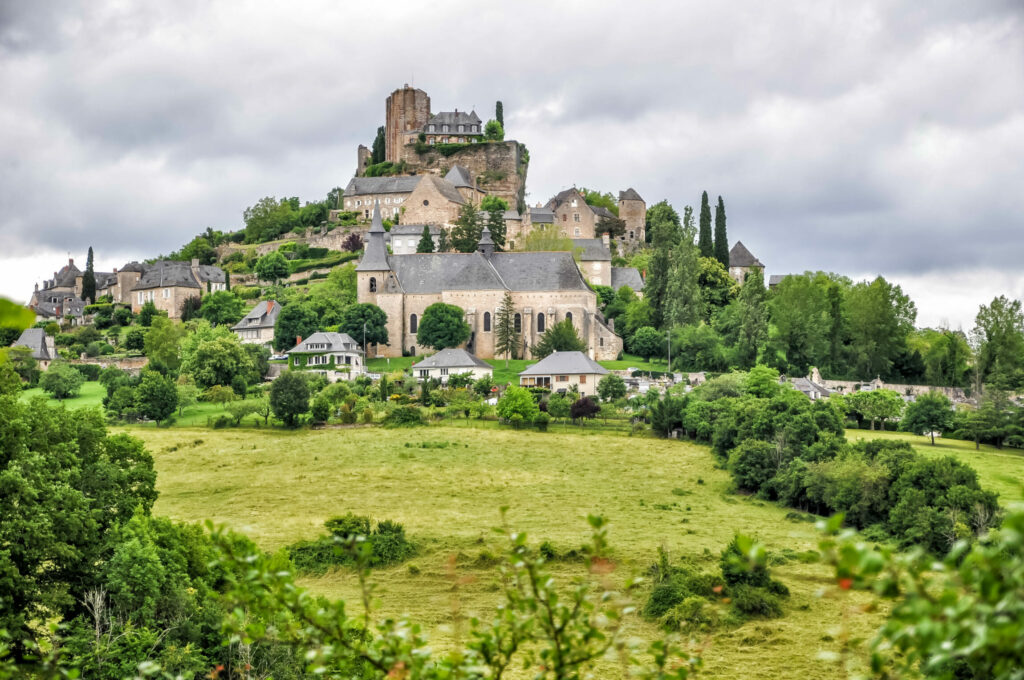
514 313 521 333
509 240 515 250
571 199 578 207
369 277 377 292
442 125 449 132
600 337 604 347
410 313 418 333
565 312 572 323
428 125 435 132
629 230 635 239
422 199 429 206
410 346 415 355
556 375 569 382
440 368 449 376
356 200 361 206
458 125 464 132
579 375 587 384
346 200 351 208
574 227 581 236
419 369 429 378
573 213 580 222
483 311 491 331
562 214 567 222
537 312 545 333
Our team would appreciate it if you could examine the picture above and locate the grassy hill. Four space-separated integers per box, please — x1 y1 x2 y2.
130 424 891 678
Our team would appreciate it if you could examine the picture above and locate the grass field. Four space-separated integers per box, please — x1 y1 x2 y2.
131 425 885 679
846 429 1024 506
21 380 106 409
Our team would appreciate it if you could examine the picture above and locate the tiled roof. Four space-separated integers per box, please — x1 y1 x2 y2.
356 202 391 272
444 165 474 188
411 347 491 370
426 110 482 128
527 207 555 224
420 174 466 205
519 351 609 376
12 328 54 360
131 260 225 291
488 253 590 292
388 224 438 236
389 253 506 293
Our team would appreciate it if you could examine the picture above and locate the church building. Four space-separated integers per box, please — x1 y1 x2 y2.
356 202 622 361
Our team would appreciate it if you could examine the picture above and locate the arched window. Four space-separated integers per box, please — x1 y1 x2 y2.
410 313 418 333
369 277 377 292
537 312 545 333
565 312 573 324
514 313 521 333
410 346 416 356
483 311 491 331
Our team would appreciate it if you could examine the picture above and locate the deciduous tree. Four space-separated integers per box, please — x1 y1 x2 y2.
255 251 290 284
900 391 954 444
337 303 389 349
532 318 586 358
416 302 470 350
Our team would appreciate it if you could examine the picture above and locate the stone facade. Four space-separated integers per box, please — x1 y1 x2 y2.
548 188 599 239
399 141 528 213
617 188 647 247
129 260 226 318
400 174 466 225
385 85 430 164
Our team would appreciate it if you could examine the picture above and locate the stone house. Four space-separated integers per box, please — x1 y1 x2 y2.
399 173 470 226
342 176 420 221
571 237 644 294
357 202 622 361
130 259 227 318
727 241 765 284
421 110 484 145
286 331 365 380
410 347 493 383
30 258 81 307
12 328 58 370
387 224 440 254
546 188 603 239
232 300 280 345
518 351 610 399
341 167 481 226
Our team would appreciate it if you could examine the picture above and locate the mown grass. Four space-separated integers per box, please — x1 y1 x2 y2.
131 425 884 678
846 428 1024 505
21 380 106 409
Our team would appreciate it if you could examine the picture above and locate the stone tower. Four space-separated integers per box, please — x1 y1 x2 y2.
618 188 647 244
385 85 430 164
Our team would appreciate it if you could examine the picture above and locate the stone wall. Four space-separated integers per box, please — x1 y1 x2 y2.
385 86 430 164
399 140 528 212
618 197 647 247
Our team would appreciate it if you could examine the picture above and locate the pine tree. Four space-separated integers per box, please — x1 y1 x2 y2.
416 225 435 253
697 191 713 258
451 202 483 252
494 292 518 367
495 101 504 127
437 228 450 253
81 246 96 304
713 196 729 268
486 206 506 251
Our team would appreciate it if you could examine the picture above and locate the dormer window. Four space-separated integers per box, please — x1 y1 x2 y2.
442 125 449 133
458 125 464 132
428 125 435 132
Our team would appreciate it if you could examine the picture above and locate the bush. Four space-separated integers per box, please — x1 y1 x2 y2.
729 584 783 618
384 405 424 427
40 362 84 400
361 407 373 424
534 411 550 431
72 363 102 381
288 515 414 573
311 395 330 424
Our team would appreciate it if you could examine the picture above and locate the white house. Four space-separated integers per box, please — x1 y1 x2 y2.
232 300 280 345
518 351 609 398
286 331 365 381
410 347 492 383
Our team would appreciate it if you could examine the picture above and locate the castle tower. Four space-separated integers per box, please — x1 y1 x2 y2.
385 85 430 164
618 188 647 244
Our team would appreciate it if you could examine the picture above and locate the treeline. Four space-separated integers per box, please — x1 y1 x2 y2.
601 198 1024 390
652 366 1001 555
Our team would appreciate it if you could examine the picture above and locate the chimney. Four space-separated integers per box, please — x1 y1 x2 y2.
113 267 118 274
69 258 74 266
601 233 610 246
267 300 274 312
296 335 302 346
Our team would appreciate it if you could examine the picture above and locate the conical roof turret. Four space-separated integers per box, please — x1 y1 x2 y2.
356 200 391 271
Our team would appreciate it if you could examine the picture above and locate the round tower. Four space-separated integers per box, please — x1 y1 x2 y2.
618 188 647 244
385 85 430 164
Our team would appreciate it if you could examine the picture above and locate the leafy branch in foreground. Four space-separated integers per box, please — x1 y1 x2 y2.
210 513 703 679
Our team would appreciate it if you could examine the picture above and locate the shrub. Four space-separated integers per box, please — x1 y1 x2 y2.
72 363 102 381
384 405 424 427
288 515 414 572
361 407 373 424
311 395 330 424
40 362 84 400
534 411 550 431
729 584 783 618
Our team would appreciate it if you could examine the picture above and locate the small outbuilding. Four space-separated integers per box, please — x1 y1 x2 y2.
518 350 609 398
410 348 492 383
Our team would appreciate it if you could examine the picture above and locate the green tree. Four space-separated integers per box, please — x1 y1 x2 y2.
713 196 729 268
437 227 450 252
697 191 713 258
494 291 518 366
734 268 768 368
371 125 385 164
973 295 1024 389
337 303 389 349
125 327 146 352
138 300 161 326
520 224 575 253
416 225 435 253
481 195 508 249
175 378 199 415
597 373 626 401
664 230 703 328
39 362 84 399
845 277 917 380
450 202 483 252
900 391 954 445
81 246 96 304
595 216 626 239
768 274 831 375
745 364 781 398
136 369 178 421
495 100 503 127
255 251 290 284
417 303 471 350
274 302 320 352
547 392 571 421
143 316 185 372
179 327 254 390
697 256 736 320
483 119 504 141
533 318 586 359
270 371 309 426
496 385 539 424
199 290 245 326
630 326 666 361
923 329 972 387
644 201 683 327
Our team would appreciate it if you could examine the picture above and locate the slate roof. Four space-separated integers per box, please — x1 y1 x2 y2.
444 165 474 188
592 206 616 219
619 188 644 202
545 188 580 210
611 267 644 292
790 377 831 399
356 202 392 272
131 260 225 291
53 261 82 288
426 110 482 128
12 328 54 360
503 209 522 221
488 253 590 291
232 300 281 331
411 347 491 371
768 274 787 287
389 253 506 293
387 224 438 236
94 272 118 289
527 206 555 224
34 298 85 319
120 261 145 273
728 241 763 268
571 239 611 261
519 351 609 377
287 331 363 355
420 174 466 205
344 176 420 196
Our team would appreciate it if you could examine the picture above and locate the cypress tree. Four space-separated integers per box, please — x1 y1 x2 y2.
713 196 729 268
417 225 435 253
495 101 504 127
697 191 713 258
82 246 96 304
437 228 450 253
371 126 385 164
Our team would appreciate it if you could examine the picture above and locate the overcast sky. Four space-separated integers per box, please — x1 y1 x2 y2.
1 1 1021 329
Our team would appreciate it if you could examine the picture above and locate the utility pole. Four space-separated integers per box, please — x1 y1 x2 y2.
667 329 672 383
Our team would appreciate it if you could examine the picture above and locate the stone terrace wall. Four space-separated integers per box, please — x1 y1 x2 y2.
400 140 528 212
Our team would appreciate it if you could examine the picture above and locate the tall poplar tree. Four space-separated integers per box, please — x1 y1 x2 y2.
664 226 703 328
437 228 450 253
644 201 683 329
495 101 504 127
494 292 518 366
416 225 435 253
713 196 729 268
81 247 96 304
697 191 713 258
734 268 767 368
